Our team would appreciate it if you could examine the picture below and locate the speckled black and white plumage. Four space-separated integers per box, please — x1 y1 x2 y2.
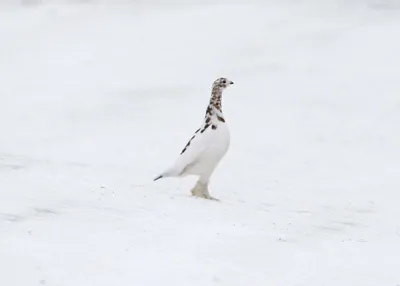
154 77 234 200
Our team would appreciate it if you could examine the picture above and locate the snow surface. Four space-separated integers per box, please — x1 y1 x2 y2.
1 1 400 285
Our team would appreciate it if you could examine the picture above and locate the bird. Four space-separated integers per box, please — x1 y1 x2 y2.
154 77 234 200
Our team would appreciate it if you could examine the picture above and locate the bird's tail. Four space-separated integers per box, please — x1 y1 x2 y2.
153 174 164 181
153 166 177 181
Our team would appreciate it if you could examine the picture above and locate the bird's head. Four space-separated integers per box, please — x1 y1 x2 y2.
212 77 234 89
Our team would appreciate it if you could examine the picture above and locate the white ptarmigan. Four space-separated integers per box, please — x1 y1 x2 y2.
154 77 234 200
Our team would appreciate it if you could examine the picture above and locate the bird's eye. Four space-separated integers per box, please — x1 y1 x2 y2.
222 80 226 84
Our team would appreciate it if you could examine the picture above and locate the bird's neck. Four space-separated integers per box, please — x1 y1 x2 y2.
209 87 223 112
204 86 225 123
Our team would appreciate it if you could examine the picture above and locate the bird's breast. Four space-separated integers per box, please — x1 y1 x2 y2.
208 122 230 155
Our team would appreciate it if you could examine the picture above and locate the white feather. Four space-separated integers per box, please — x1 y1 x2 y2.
175 121 230 178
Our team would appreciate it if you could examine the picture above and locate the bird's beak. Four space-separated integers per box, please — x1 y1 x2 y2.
230 81 234 85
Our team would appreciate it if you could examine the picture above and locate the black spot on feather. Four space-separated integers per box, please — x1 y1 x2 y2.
180 134 197 155
205 106 213 117
201 124 210 133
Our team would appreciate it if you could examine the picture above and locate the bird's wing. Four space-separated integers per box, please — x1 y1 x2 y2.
172 126 213 175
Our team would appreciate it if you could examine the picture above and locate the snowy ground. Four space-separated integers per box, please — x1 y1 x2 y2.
1 1 400 285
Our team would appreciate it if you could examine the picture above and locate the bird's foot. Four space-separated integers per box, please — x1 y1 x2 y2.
191 188 219 201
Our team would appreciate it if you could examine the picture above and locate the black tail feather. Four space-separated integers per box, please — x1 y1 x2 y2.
154 175 163 181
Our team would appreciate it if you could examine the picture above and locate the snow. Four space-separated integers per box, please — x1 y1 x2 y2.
1 1 400 285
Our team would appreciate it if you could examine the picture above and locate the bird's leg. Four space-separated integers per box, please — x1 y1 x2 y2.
190 179 218 201
190 181 211 199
